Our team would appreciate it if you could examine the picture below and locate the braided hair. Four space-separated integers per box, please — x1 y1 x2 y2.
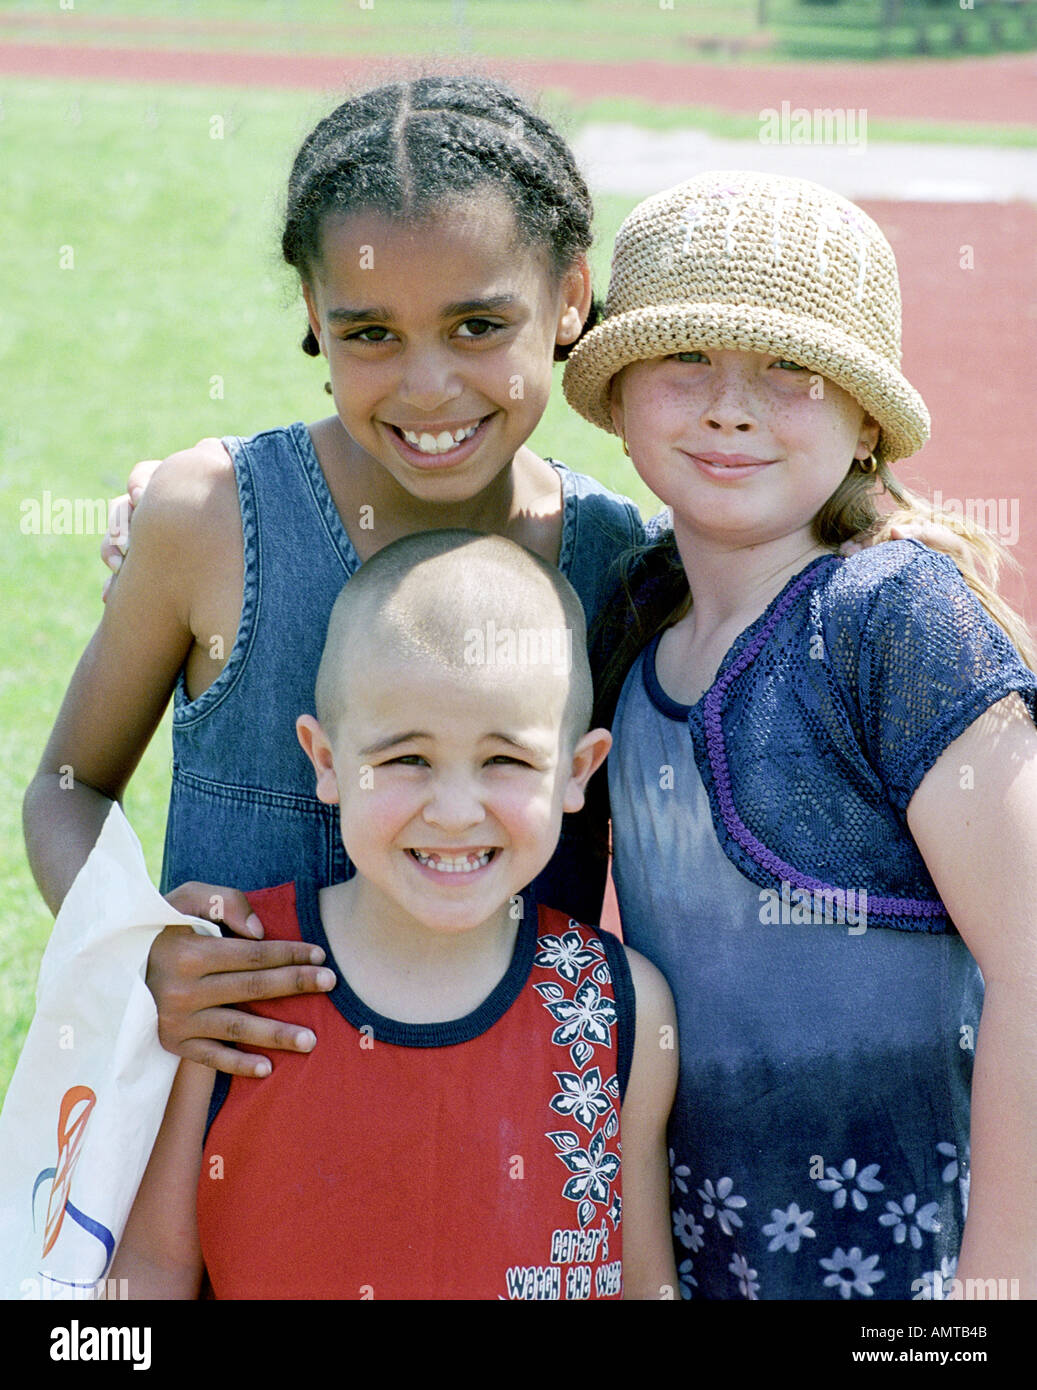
281 75 600 361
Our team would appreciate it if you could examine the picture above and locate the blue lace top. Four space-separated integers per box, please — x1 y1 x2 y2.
679 540 1037 932
609 539 1037 1299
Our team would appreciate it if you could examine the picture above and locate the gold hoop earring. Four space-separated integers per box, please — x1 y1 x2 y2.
620 436 630 458
859 452 878 474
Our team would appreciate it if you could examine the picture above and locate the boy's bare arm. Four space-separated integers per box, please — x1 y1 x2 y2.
110 1060 215 1299
618 946 679 1300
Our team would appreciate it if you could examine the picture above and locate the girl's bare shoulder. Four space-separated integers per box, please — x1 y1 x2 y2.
123 439 243 652
136 438 238 541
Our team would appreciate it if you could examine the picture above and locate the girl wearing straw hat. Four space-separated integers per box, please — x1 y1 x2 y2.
564 171 1037 1300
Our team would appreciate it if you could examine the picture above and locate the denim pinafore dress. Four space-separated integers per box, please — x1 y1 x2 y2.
160 422 646 918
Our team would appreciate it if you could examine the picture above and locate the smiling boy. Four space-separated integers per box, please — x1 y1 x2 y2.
111 530 678 1301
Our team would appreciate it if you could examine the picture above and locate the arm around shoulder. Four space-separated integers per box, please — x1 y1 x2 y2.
619 946 679 1300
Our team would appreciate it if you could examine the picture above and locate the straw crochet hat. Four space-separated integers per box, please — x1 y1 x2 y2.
563 170 929 465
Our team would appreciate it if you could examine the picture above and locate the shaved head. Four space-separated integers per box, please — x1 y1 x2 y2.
315 530 593 749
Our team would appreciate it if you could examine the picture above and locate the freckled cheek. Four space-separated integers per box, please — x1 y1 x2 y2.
628 385 693 442
626 399 689 473
823 408 864 449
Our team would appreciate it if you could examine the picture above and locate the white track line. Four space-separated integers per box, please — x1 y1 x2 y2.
573 124 1037 202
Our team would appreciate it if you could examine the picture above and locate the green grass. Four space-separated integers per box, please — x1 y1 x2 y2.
0 0 764 64
3 58 1034 1097
3 0 1035 62
0 76 651 1097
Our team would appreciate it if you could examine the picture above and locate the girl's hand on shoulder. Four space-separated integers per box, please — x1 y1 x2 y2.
101 459 161 600
101 444 226 601
149 882 337 1078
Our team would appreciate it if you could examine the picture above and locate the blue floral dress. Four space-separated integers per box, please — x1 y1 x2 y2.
608 544 1035 1299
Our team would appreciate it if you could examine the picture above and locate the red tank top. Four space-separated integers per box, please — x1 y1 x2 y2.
197 883 633 1300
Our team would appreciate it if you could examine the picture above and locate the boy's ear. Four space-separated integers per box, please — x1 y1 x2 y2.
296 714 340 805
557 256 593 347
301 284 325 356
562 727 612 815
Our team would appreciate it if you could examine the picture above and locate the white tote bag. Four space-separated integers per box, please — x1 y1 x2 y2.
0 804 219 1300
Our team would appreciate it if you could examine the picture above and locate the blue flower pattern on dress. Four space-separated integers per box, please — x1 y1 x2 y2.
673 1208 704 1252
534 923 622 1238
728 1252 760 1300
678 1258 698 1298
879 1193 942 1248
936 1142 958 1184
668 1145 958 1299
820 1246 886 1299
816 1158 884 1212
698 1177 747 1235
669 1149 691 1197
762 1203 816 1254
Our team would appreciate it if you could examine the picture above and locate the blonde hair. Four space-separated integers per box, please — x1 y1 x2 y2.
815 457 1036 670
591 460 1034 732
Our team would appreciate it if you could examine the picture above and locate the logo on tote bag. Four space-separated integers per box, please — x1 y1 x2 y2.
32 1086 116 1287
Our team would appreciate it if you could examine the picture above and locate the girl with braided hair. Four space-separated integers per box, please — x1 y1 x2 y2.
26 80 966 1164
18 75 709 1303
25 74 652 1078
24 70 661 1056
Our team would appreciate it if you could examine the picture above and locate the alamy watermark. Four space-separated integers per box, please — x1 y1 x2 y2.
463 620 572 677
49 1318 151 1370
22 1274 128 1301
911 1274 1019 1301
759 101 868 152
759 880 868 935
19 492 124 540
931 490 1019 547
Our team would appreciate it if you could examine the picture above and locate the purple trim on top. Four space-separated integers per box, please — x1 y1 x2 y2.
700 565 947 921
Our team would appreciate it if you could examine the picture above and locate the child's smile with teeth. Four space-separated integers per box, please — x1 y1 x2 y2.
300 193 591 504
397 422 482 455
409 847 496 872
297 610 608 936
